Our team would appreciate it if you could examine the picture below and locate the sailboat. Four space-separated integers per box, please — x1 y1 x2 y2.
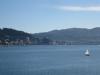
85 49 90 56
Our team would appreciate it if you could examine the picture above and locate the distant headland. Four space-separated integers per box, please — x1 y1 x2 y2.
1 27 100 45
0 28 51 45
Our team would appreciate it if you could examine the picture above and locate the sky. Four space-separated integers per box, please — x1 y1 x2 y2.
0 0 100 33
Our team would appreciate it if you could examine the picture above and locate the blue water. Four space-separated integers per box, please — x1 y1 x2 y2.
0 45 100 75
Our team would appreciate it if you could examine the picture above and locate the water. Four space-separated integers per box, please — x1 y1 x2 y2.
0 45 100 75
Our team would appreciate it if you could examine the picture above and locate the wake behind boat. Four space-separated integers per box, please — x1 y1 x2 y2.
85 49 90 56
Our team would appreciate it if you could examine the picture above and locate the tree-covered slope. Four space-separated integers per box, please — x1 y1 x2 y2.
33 27 100 42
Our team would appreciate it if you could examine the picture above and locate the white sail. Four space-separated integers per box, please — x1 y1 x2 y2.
85 49 90 56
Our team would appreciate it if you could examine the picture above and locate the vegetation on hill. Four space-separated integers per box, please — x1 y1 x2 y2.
0 28 51 45
1 27 100 45
33 27 100 45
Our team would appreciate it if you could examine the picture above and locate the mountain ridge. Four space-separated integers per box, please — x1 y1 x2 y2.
33 27 100 44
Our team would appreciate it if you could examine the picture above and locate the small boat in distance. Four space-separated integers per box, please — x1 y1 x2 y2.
85 49 90 56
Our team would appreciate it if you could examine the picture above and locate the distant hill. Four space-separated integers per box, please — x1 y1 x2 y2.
0 28 32 40
33 27 100 45
0 28 51 45
1 27 100 45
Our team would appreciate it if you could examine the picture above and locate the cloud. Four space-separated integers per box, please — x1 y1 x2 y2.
58 6 100 12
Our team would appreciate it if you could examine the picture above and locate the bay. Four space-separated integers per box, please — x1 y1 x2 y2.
0 45 100 75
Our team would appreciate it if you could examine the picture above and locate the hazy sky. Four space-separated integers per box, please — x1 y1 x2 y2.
0 0 100 33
